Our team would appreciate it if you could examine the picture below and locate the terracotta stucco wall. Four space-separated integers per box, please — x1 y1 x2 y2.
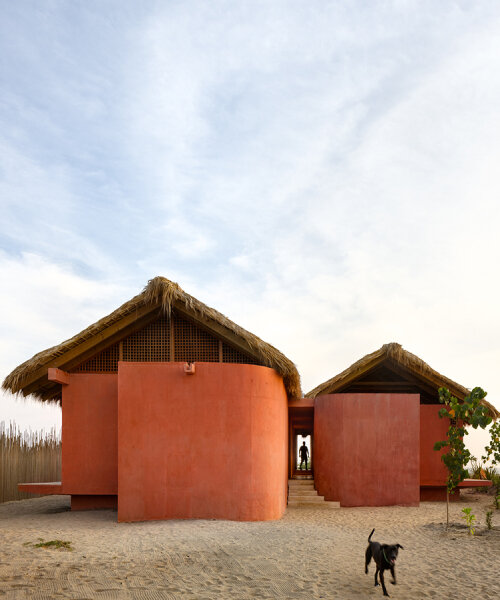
419 404 457 501
420 405 448 485
62 374 118 495
118 362 288 522
314 393 420 506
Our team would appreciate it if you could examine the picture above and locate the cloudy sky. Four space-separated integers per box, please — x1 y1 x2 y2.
1 1 499 459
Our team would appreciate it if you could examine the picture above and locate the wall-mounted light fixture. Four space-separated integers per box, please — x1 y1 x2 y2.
184 362 196 375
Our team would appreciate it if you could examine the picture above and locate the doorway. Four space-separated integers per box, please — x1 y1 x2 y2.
296 434 312 472
288 402 314 479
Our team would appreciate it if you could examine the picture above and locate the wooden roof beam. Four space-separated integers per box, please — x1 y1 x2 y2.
384 360 443 398
48 368 70 385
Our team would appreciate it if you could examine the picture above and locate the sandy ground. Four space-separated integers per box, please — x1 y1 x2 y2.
0 492 499 600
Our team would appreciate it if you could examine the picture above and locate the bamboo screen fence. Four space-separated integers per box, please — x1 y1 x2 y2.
0 422 61 503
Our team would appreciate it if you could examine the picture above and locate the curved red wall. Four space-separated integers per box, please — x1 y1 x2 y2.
117 362 288 522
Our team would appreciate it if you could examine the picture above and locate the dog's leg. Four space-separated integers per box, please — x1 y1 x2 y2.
379 570 389 597
365 546 372 574
374 566 379 587
390 566 396 585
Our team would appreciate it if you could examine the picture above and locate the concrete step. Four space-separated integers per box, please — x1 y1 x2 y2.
288 480 315 486
287 479 340 508
288 499 340 508
288 494 326 502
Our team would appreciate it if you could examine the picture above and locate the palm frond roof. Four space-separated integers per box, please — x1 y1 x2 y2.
306 342 499 419
2 277 301 402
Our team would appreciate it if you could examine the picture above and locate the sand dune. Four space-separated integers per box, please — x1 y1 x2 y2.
0 491 498 599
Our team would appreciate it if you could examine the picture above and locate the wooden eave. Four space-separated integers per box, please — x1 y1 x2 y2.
14 300 269 401
336 362 443 401
18 302 157 398
308 356 467 401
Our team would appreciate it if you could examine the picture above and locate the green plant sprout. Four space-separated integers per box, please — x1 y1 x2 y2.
485 510 493 530
461 507 476 535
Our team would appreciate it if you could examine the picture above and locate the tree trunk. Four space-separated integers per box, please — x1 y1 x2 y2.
446 488 449 529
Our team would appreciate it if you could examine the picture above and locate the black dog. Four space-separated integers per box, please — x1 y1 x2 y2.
365 528 403 597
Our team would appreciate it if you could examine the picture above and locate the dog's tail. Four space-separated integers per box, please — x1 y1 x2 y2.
368 528 375 542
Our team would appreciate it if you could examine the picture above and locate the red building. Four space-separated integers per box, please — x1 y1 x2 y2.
300 343 498 504
3 277 300 522
3 279 498 520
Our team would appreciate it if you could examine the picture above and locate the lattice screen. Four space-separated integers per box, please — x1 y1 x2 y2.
222 342 260 365
174 314 219 362
71 311 262 372
73 343 120 372
123 316 170 362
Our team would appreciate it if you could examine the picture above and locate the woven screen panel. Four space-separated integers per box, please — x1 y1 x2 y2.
222 342 260 365
123 316 170 362
173 313 219 362
69 312 262 372
72 343 120 372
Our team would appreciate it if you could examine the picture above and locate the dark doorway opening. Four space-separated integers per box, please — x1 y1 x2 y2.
288 402 314 479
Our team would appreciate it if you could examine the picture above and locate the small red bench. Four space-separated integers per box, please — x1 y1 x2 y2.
458 479 493 489
18 482 63 495
420 479 492 501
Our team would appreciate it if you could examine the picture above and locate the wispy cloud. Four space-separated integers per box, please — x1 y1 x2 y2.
1 1 499 457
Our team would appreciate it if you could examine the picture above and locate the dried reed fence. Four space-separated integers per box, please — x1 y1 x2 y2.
0 422 61 503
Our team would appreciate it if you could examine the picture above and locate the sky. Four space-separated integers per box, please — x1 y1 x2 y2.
1 1 499 461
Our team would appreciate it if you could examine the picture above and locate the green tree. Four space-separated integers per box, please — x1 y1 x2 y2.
482 421 500 466
434 387 492 528
482 421 500 509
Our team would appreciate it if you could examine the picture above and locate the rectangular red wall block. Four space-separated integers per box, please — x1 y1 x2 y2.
314 393 420 506
420 405 448 485
62 374 118 495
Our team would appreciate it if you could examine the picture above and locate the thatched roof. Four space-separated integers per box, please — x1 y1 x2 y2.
2 276 301 402
305 343 499 419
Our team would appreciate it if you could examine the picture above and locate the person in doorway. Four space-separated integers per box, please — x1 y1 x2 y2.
299 441 309 470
